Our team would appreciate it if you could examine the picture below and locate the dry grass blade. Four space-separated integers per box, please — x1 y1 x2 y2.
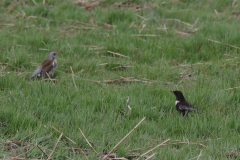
135 14 148 20
129 141 205 152
50 126 88 159
70 66 78 91
45 73 55 85
0 141 72 159
224 54 240 60
126 97 131 113
214 9 219 17
89 47 105 50
217 62 231 68
39 48 50 51
14 147 36 159
92 77 165 84
0 63 8 65
145 153 156 160
207 39 240 50
136 138 170 160
111 66 131 70
47 133 63 160
197 150 203 160
128 138 218 152
37 145 48 159
232 0 237 6
32 0 38 6
132 34 161 37
98 63 109 66
51 126 76 145
175 30 192 35
79 128 97 154
220 86 240 91
75 0 99 10
171 62 209 68
103 117 146 160
175 29 198 35
102 77 140 83
128 152 141 159
1 4 16 19
65 25 98 30
67 20 99 28
44 78 59 82
160 18 192 26
107 51 129 58
0 23 15 26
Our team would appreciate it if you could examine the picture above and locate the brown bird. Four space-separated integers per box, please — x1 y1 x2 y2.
170 91 198 116
29 51 59 79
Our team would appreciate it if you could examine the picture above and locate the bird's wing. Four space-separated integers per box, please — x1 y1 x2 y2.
30 66 42 79
41 60 54 74
177 101 198 111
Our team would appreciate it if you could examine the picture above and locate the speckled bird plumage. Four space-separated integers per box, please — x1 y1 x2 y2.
29 52 59 79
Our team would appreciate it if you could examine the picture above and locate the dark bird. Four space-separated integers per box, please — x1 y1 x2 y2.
29 51 59 79
170 91 198 116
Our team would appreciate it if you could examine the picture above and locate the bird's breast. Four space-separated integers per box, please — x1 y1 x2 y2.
175 100 180 105
53 59 57 66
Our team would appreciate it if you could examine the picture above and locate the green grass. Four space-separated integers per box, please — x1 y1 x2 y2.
1 0 240 159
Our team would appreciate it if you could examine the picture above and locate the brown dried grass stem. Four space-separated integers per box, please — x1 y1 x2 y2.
171 62 209 68
47 133 63 160
50 126 88 159
137 139 171 160
224 54 240 60
79 128 97 154
207 39 240 50
14 147 36 158
145 153 156 160
46 73 55 85
160 18 192 26
103 117 146 160
70 66 78 91
129 140 211 152
107 51 129 58
197 150 203 160
132 34 161 37
220 86 240 91
0 141 72 159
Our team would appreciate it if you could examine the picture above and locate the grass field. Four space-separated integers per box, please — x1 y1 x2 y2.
1 0 240 159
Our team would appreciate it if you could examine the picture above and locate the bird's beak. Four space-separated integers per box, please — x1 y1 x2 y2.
170 91 174 93
56 52 59 54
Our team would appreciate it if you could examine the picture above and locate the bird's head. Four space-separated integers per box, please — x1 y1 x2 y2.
170 90 185 101
46 51 59 60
